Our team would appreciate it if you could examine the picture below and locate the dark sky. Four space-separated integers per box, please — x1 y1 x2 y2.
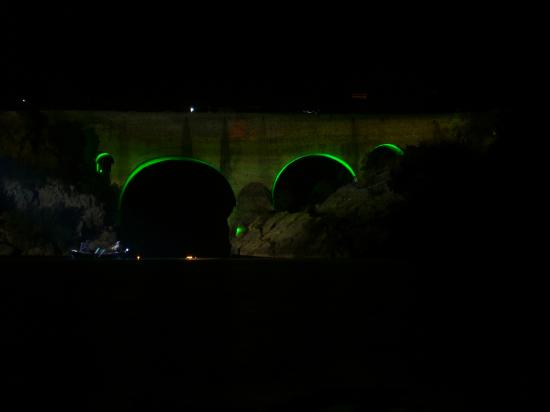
2 7 521 113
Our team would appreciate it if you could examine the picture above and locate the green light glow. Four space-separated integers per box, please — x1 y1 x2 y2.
118 156 220 208
372 144 405 156
95 152 112 174
235 225 247 237
271 153 357 205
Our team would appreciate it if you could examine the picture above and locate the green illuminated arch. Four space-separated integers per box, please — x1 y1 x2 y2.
271 153 357 205
119 156 222 208
372 144 405 156
95 152 113 174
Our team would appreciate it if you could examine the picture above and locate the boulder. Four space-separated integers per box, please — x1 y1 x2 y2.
231 178 404 258
231 211 339 258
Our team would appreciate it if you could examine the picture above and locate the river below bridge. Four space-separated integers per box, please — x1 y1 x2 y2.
1 258 544 411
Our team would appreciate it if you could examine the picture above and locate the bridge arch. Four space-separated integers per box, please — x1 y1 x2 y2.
95 152 114 176
118 156 235 257
364 143 405 172
272 153 357 212
372 143 405 157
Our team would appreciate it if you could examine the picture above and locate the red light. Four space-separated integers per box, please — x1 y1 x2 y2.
352 92 368 100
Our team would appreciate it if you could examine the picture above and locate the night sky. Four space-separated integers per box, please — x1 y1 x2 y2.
3 8 520 113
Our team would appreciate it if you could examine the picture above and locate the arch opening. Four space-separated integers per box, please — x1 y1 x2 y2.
118 157 235 258
272 154 356 212
365 144 405 171
95 152 114 176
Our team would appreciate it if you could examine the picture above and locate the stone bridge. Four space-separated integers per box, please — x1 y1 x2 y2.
45 111 467 196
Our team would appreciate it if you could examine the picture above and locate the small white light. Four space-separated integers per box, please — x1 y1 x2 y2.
185 255 195 260
21 99 26 103
189 107 195 113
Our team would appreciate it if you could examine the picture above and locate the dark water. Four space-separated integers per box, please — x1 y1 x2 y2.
1 258 545 411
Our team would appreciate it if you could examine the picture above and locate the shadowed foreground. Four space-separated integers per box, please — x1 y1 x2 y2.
1 258 545 411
